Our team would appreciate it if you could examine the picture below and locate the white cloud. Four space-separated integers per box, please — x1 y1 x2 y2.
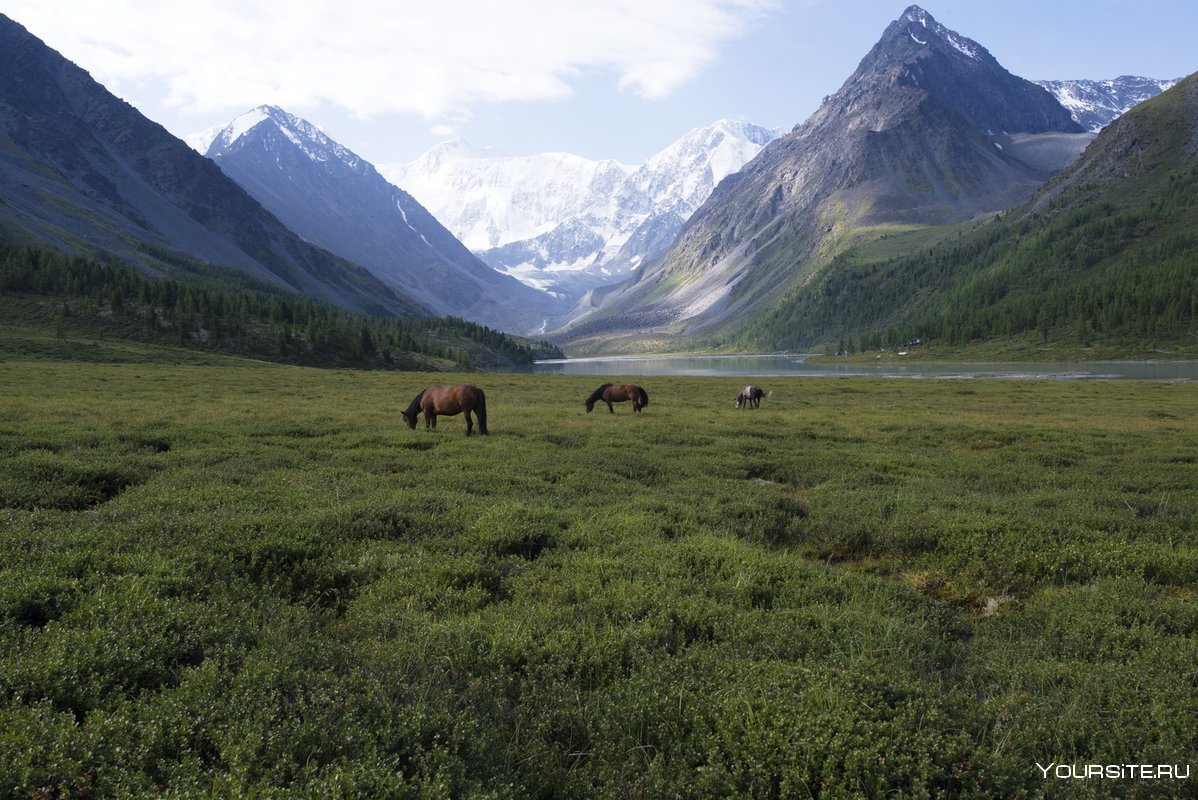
5 0 778 121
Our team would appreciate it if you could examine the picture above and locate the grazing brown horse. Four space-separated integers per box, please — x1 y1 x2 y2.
401 384 488 435
735 385 771 409
585 383 649 413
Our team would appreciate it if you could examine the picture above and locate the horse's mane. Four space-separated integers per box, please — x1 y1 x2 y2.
637 386 649 408
401 388 426 420
585 383 614 404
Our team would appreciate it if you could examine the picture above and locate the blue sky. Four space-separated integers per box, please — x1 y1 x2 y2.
5 0 1196 167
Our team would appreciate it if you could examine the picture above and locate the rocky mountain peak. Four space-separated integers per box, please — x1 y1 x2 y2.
823 5 1081 137
207 105 363 170
198 105 559 332
900 5 983 61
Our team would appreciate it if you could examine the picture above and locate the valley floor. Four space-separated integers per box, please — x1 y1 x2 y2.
2 360 1195 797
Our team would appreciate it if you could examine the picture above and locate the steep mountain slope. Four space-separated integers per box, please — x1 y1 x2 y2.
1035 75 1181 132
204 106 560 333
740 70 1198 353
560 5 1091 352
0 14 424 317
382 121 780 302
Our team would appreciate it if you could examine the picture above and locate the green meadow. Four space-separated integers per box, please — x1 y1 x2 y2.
1 360 1195 798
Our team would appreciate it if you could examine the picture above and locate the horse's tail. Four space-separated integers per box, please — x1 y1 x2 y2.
638 386 649 409
475 388 488 435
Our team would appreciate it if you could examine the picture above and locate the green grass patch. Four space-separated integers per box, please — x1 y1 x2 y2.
1 362 1194 796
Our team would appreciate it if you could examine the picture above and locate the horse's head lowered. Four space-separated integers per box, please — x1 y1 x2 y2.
584 383 612 413
401 389 425 429
735 385 767 408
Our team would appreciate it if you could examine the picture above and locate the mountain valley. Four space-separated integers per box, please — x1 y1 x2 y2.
0 5 1191 358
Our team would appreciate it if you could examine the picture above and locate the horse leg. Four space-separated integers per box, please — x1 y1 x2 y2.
427 413 436 430
607 401 614 414
465 410 474 436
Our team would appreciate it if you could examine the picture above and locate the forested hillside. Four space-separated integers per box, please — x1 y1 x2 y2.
0 247 561 369
738 73 1198 354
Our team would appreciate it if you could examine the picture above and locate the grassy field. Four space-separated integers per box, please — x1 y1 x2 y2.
1 360 1195 798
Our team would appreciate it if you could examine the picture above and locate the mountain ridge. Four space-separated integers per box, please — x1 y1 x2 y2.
381 119 782 304
204 105 559 333
0 13 426 318
1035 75 1182 132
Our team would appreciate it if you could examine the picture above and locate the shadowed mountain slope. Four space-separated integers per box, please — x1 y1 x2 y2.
0 14 424 317
204 107 560 333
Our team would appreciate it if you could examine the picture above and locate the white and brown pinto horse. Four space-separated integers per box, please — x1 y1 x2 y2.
734 385 771 409
401 384 488 435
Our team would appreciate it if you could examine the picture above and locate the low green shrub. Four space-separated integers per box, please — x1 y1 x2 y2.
1 363 1194 796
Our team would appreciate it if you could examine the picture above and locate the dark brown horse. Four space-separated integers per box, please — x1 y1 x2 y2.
401 384 488 435
585 383 649 413
735 384 771 409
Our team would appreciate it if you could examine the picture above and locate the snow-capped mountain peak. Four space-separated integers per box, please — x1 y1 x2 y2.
190 106 559 333
380 144 635 251
410 138 503 171
902 5 983 60
205 105 361 169
639 119 779 204
216 106 272 147
380 118 782 302
1034 76 1182 132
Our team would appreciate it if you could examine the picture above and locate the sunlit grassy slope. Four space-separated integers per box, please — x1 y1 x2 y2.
736 75 1198 356
2 359 1195 797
